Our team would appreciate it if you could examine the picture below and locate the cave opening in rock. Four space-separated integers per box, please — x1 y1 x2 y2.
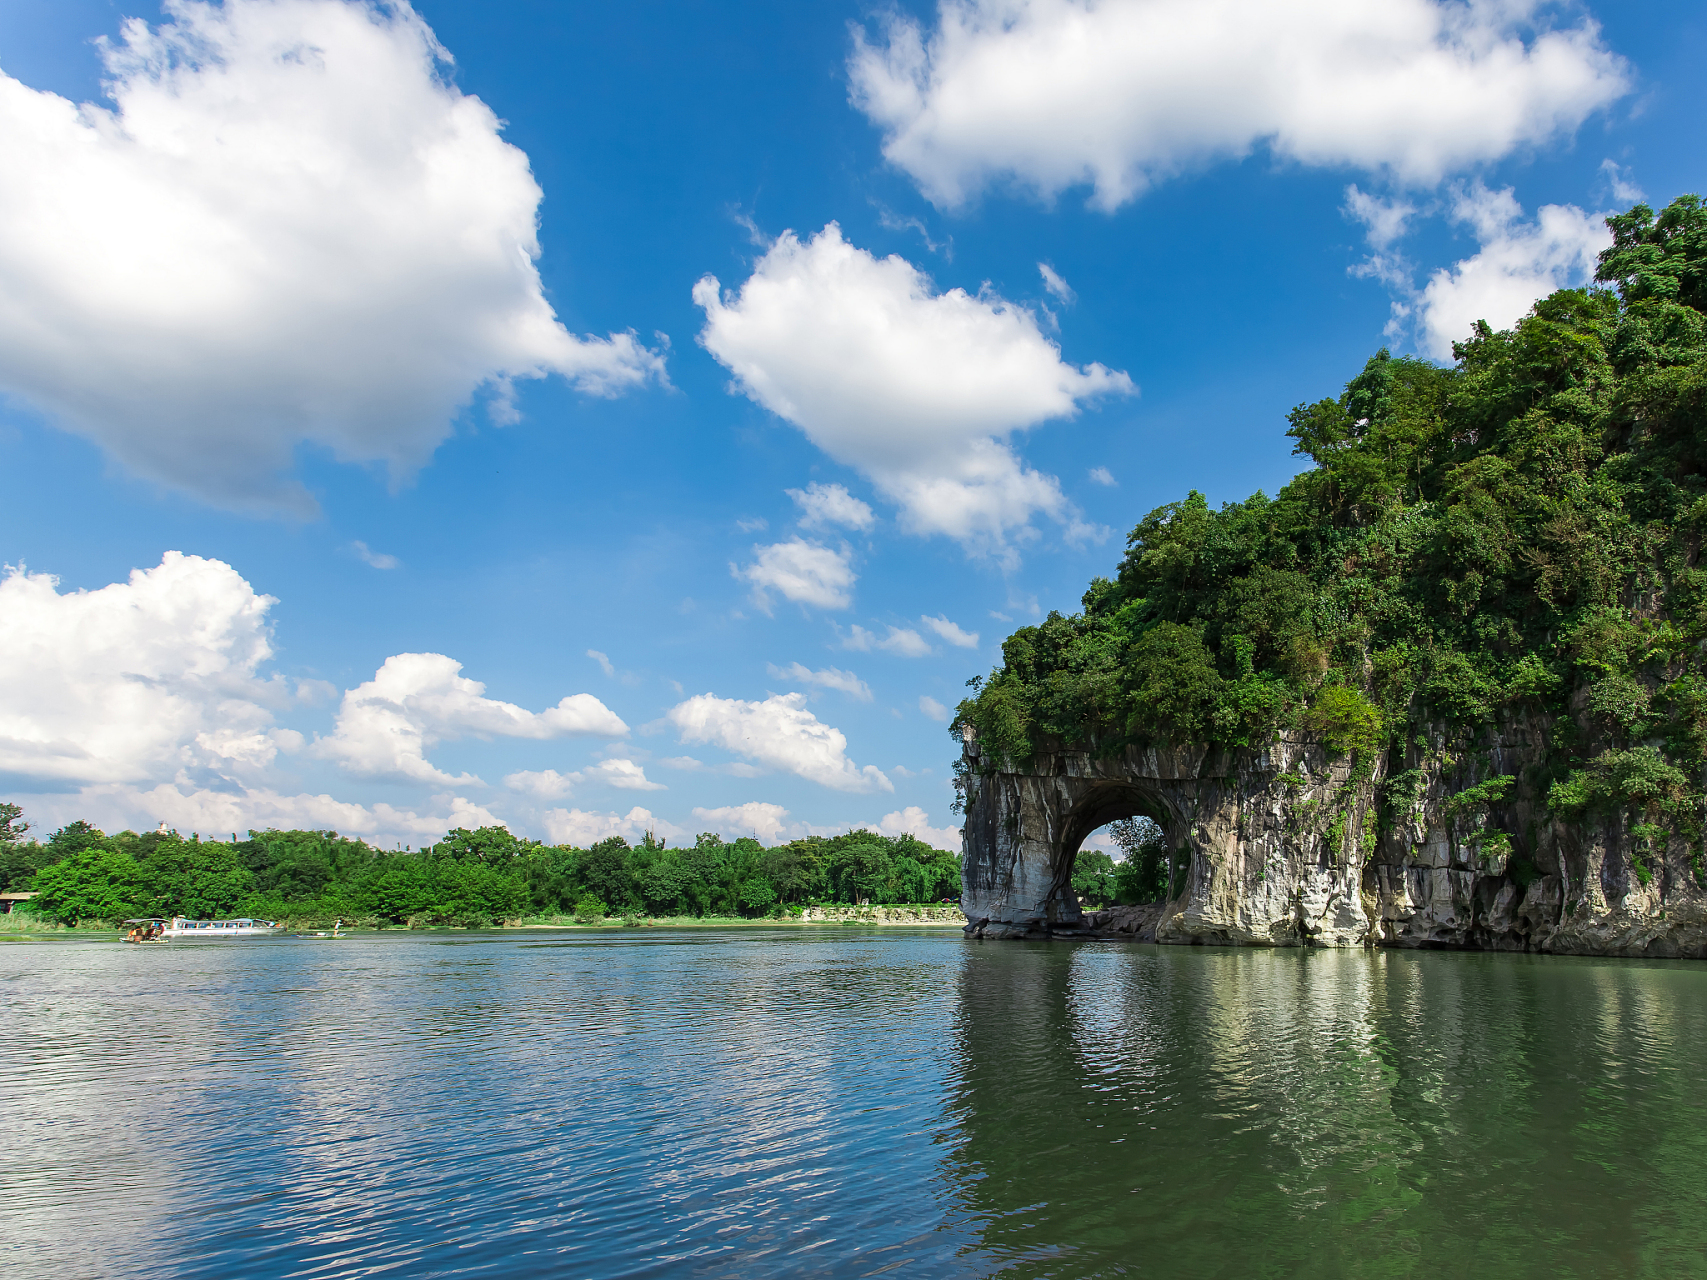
1071 816 1170 910
1048 784 1179 920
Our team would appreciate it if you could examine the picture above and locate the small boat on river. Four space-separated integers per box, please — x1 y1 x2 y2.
121 917 285 942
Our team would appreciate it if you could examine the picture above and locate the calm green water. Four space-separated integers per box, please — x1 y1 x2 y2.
3 929 1704 1278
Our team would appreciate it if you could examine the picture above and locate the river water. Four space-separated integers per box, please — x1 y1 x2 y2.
3 928 1704 1279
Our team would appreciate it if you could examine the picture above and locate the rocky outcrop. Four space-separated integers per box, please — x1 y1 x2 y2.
957 722 1707 957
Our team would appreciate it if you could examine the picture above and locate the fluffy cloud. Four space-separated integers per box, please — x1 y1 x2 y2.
918 696 950 722
696 224 1130 562
541 806 684 847
788 482 876 531
1087 466 1116 487
920 614 979 648
0 0 662 513
877 805 963 852
503 758 663 799
316 653 628 785
0 552 289 789
734 538 856 611
88 783 502 844
655 756 764 778
1414 185 1611 359
504 769 578 801
850 0 1630 211
666 693 892 793
766 663 874 702
843 624 933 658
582 758 664 791
691 802 793 844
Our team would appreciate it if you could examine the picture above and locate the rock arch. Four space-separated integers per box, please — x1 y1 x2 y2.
955 721 1707 955
957 730 1376 945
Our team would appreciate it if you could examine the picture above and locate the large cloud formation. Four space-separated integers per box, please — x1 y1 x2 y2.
666 692 893 793
851 0 1630 210
0 550 627 844
0 0 663 513
316 653 629 786
0 552 288 789
696 224 1130 562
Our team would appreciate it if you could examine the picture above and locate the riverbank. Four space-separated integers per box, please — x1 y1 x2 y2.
0 905 968 936
513 905 965 928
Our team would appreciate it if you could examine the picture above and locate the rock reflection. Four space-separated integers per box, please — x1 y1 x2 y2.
945 942 1707 1279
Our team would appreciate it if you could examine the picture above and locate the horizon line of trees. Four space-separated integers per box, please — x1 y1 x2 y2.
0 802 966 927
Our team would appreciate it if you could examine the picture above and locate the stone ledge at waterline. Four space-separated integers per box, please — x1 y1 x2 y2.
797 905 965 925
959 725 1707 957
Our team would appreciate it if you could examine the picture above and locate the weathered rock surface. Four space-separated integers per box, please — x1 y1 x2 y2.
957 724 1707 957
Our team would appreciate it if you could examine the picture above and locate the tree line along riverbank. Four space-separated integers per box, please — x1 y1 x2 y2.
0 802 1178 931
0 805 972 928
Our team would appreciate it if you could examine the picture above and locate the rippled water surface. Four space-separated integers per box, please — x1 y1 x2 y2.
4 928 1706 1278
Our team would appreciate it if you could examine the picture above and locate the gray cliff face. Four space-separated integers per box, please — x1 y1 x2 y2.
957 724 1707 957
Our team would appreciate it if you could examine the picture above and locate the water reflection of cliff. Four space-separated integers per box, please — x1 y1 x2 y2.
945 943 1707 1279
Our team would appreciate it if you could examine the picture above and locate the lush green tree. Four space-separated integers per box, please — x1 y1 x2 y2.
30 848 147 924
132 836 256 919
0 804 55 892
520 845 581 913
580 837 638 911
1071 851 1118 906
829 838 891 904
950 194 1707 864
432 826 532 867
1108 818 1170 904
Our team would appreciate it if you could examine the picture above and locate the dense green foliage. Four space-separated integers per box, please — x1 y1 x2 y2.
1070 818 1172 906
4 813 961 927
955 196 1707 861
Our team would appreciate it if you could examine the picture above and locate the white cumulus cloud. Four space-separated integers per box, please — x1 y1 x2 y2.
850 0 1630 211
696 224 1131 563
734 538 856 611
766 662 874 702
920 614 979 648
87 783 502 845
502 758 663 799
1416 185 1611 359
541 806 684 847
0 552 289 789
918 695 950 722
583 758 664 791
691 802 794 844
788 481 877 531
316 653 628 785
0 0 663 513
504 769 578 801
843 624 933 658
877 805 963 852
666 693 892 793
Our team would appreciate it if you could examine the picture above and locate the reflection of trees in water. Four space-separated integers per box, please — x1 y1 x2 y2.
944 945 1707 1278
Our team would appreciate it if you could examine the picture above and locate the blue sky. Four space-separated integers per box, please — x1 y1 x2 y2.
0 0 1701 849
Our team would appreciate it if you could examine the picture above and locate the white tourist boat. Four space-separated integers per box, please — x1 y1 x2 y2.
123 917 286 941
